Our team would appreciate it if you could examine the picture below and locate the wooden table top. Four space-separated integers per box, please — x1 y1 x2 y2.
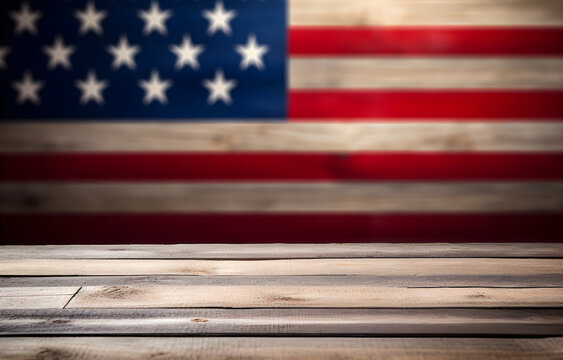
1 243 562 359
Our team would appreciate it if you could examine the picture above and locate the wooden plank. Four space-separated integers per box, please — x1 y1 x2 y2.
290 0 563 26
1 243 563 259
0 287 79 310
66 285 563 308
290 58 563 89
3 275 562 288
0 287 79 297
0 296 75 310
1 182 562 213
1 309 562 336
1 258 561 276
2 337 562 360
1 123 562 152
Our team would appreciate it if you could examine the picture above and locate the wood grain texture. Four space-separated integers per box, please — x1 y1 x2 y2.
1 123 562 152
0 287 80 310
2 243 561 259
290 58 563 89
1 258 561 276
0 287 79 297
1 182 562 213
0 296 75 310
290 0 563 26
2 337 562 360
2 309 562 336
66 285 563 308
3 275 563 288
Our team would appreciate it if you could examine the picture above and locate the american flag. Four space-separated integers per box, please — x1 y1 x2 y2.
0 0 562 244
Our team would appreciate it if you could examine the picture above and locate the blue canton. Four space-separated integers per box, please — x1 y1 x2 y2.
0 0 287 120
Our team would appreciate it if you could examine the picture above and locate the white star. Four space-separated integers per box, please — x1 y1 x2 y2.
43 36 75 70
10 2 42 35
235 34 269 70
203 1 236 36
75 71 109 105
170 35 204 70
75 2 107 35
138 70 172 105
108 36 141 70
0 47 10 69
138 1 172 36
202 69 237 105
12 71 44 105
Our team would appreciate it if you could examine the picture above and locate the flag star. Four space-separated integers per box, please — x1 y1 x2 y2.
10 2 42 35
235 34 269 70
138 1 172 36
75 71 109 105
203 69 237 105
43 36 75 70
138 70 172 105
12 71 44 105
170 35 204 70
0 47 10 69
203 1 236 36
75 2 107 35
108 36 141 70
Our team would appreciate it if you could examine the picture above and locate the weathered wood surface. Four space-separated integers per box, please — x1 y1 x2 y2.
2 309 562 336
1 244 561 357
2 123 562 152
291 58 563 89
3 243 562 259
64 286 563 309
0 287 79 297
290 0 563 26
8 285 560 309
2 182 562 213
4 274 562 288
2 337 563 360
0 287 79 310
2 258 561 276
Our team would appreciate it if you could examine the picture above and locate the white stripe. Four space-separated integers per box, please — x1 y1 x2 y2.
290 0 563 26
290 58 563 89
1 182 561 213
1 122 562 152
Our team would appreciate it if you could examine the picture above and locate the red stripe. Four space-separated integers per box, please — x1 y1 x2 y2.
1 153 562 181
289 27 563 56
289 91 563 119
1 214 561 244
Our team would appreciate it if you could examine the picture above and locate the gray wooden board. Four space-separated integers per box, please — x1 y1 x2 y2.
2 275 563 288
1 308 562 336
3 258 562 276
1 337 562 360
1 243 562 259
66 285 563 308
